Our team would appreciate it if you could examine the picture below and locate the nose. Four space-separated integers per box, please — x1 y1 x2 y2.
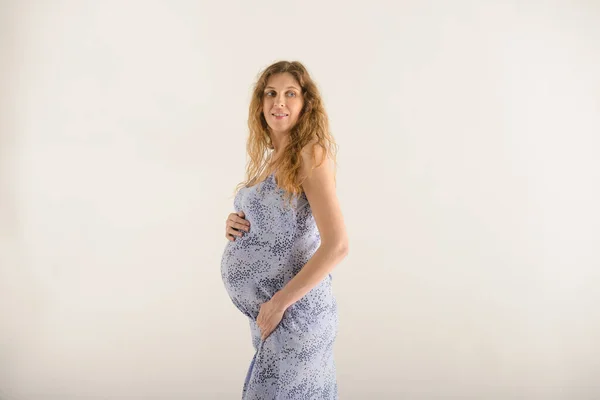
275 93 286 107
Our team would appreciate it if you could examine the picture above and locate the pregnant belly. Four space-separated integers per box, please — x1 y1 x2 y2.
221 226 321 309
221 238 285 297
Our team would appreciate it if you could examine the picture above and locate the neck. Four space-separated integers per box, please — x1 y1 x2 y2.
270 130 289 155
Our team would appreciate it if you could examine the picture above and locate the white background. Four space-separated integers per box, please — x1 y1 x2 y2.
1 1 599 399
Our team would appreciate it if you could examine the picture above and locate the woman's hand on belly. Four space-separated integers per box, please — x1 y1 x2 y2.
225 211 250 241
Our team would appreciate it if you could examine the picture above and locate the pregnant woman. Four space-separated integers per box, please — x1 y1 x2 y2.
220 60 349 399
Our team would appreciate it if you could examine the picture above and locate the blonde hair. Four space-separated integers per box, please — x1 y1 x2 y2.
234 60 338 207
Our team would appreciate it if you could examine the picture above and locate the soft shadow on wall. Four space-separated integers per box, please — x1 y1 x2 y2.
0 3 51 399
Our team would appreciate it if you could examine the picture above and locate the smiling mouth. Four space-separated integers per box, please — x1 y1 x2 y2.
272 113 288 117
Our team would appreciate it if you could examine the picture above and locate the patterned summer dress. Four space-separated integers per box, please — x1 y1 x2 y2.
220 171 338 399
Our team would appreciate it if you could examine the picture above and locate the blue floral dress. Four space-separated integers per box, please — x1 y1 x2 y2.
221 171 338 399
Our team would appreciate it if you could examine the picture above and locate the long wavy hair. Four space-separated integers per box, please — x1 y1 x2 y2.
233 60 338 207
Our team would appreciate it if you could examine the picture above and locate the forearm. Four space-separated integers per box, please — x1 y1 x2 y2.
273 243 348 309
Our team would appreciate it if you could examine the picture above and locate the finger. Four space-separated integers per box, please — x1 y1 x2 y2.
262 327 271 341
234 222 250 231
236 218 250 227
225 231 238 240
236 212 250 226
262 320 271 334
228 213 249 225
227 227 244 237
227 213 238 222
225 227 235 240
227 215 250 229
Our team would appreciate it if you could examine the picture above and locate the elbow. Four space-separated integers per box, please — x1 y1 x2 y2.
338 240 349 257
322 238 349 258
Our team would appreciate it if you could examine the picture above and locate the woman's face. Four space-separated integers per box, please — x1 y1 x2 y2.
262 72 304 136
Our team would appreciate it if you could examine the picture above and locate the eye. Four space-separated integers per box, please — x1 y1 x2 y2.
264 90 298 97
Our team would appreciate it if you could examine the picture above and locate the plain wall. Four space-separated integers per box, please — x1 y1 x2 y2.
1 0 599 399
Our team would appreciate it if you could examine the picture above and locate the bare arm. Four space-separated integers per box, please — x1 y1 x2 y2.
272 144 349 309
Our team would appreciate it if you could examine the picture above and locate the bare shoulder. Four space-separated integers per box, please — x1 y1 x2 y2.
298 140 347 249
299 139 330 181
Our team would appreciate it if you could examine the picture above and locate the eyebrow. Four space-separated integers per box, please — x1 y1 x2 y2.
265 86 300 90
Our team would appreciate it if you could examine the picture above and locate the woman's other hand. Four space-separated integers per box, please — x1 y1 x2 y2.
257 297 287 341
225 211 250 241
